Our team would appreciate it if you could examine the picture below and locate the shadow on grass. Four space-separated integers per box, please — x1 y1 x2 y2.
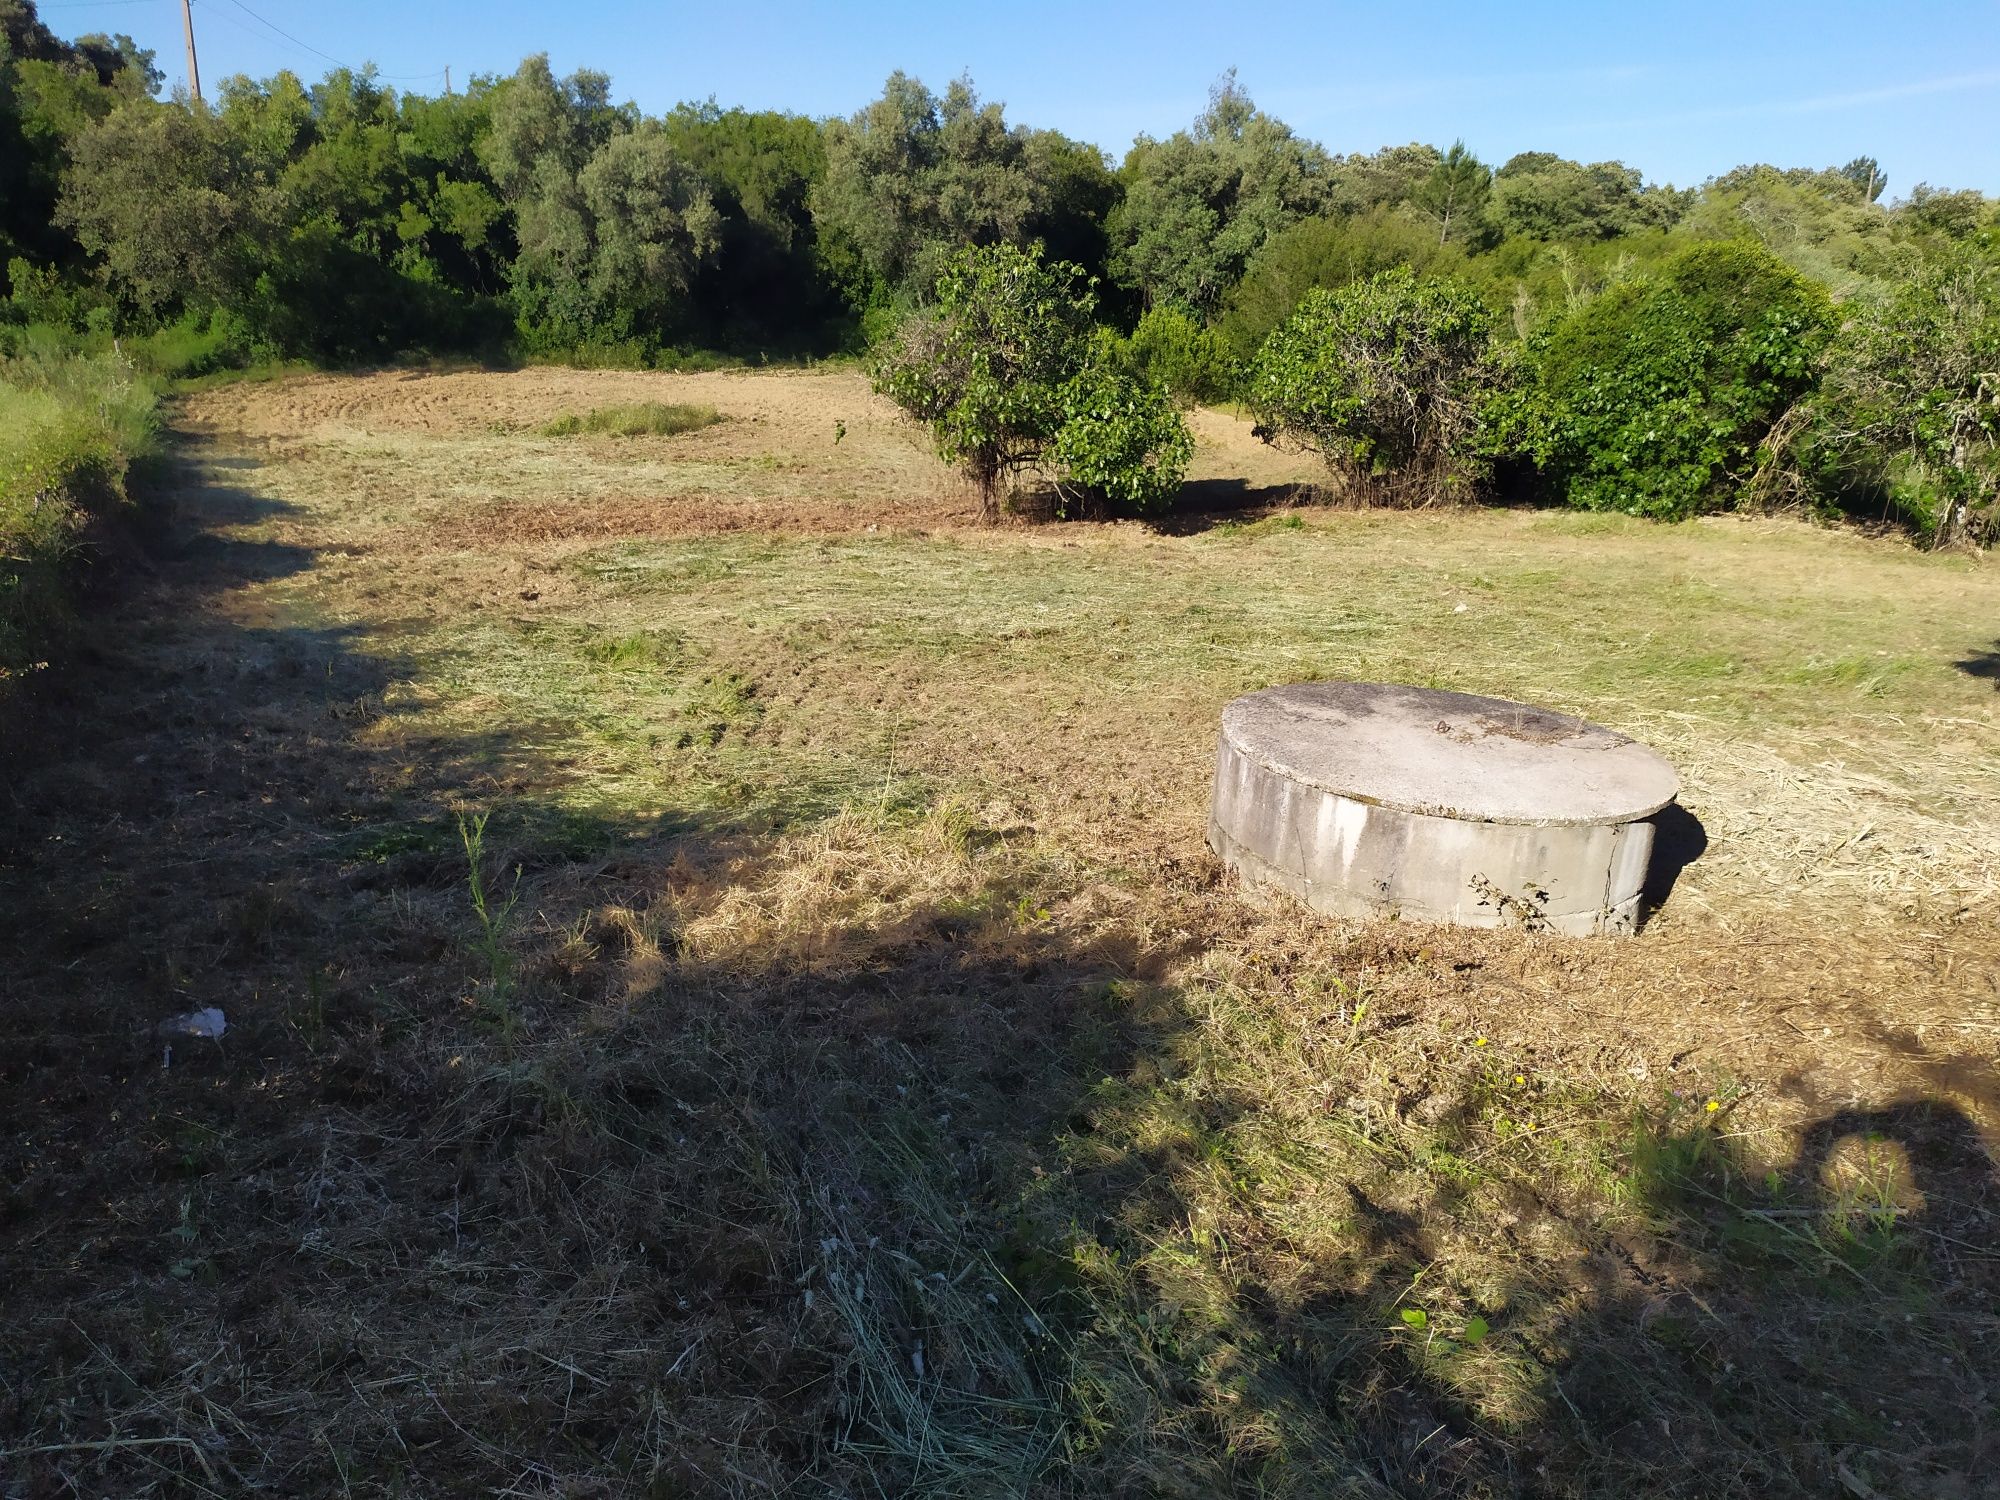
1009 973 1998 1497
1144 472 1576 538
0 442 1993 1499
1954 639 2000 689
1146 477 1326 536
1542 1093 1995 1496
1640 802 1709 924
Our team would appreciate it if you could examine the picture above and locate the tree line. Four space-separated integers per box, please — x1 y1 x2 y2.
1 1 1995 540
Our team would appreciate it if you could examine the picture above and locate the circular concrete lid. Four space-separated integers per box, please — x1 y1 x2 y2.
1220 682 1679 827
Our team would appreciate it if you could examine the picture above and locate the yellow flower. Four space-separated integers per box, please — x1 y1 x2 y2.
1705 1099 1720 1112
1513 1074 1525 1086
1474 1037 1488 1048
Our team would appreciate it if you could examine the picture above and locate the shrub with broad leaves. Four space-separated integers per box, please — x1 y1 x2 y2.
1494 241 1835 519
1051 362 1193 511
874 243 1192 518
1248 267 1501 506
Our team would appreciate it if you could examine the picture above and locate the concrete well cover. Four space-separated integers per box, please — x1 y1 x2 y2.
1219 682 1679 828
1208 683 1683 934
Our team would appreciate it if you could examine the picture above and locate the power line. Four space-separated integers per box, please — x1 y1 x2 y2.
37 0 446 88
191 0 445 83
203 0 347 71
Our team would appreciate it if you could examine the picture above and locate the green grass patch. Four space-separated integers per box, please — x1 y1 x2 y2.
0 347 159 677
579 627 681 669
538 402 724 438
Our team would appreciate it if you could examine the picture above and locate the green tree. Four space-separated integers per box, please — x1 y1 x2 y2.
1488 153 1664 240
1107 72 1334 312
1496 240 1835 518
1218 209 1469 362
215 68 314 176
1899 184 1993 242
57 99 267 317
1838 155 1887 204
480 54 612 341
1412 140 1490 246
480 53 621 200
1022 130 1120 292
1325 142 1442 216
0 15 156 279
1680 165 1899 298
276 68 406 259
393 82 509 296
204 66 510 359
482 57 716 347
4 56 120 273
664 101 822 240
874 242 1190 517
575 123 722 328
661 101 833 347
813 73 1043 301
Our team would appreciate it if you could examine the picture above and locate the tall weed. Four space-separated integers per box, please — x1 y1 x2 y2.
0 343 160 677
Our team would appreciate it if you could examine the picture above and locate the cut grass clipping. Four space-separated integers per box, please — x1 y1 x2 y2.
4 366 1996 1500
539 401 723 438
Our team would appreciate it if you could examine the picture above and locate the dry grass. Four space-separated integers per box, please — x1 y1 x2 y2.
1 367 1996 1498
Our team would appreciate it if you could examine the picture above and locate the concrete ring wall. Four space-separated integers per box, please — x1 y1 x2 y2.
1205 684 1680 938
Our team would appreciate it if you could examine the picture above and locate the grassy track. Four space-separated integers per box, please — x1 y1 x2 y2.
1 368 1995 1497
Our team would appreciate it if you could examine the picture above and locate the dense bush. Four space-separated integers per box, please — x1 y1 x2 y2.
873 243 1096 516
1248 268 1501 504
874 243 1191 516
1115 304 1237 404
246 220 512 364
1494 241 1835 518
122 309 264 378
1813 246 2000 546
1050 362 1194 510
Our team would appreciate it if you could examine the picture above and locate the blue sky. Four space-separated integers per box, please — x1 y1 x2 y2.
39 0 2000 193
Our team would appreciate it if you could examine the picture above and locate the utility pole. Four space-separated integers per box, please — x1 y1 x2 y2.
179 0 202 104
444 65 451 95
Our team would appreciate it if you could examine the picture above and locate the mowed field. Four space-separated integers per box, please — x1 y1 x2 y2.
3 366 1997 1498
